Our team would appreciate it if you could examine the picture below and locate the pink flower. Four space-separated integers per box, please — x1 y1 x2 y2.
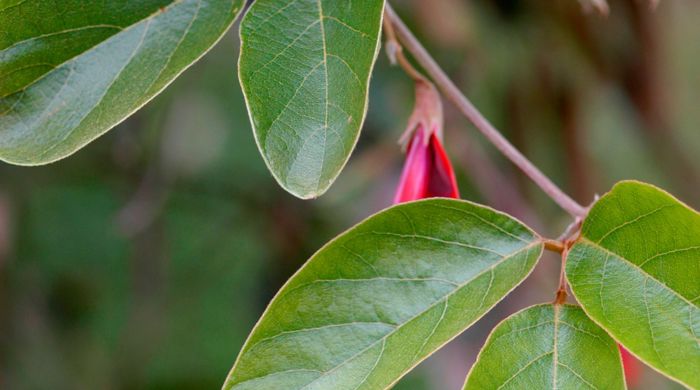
394 126 459 203
394 80 459 203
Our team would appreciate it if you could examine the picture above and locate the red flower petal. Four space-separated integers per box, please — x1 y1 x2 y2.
426 132 459 199
619 345 641 387
394 127 429 203
394 126 459 204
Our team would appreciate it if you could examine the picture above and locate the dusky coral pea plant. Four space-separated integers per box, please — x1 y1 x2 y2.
1 0 698 389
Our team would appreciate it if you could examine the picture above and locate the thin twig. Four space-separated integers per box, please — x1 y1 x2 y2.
382 16 425 82
557 217 583 242
383 4 587 218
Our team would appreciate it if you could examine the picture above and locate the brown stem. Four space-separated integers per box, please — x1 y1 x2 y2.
544 239 565 254
383 4 587 218
554 248 570 304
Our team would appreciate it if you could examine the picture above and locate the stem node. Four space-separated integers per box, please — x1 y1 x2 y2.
544 239 565 253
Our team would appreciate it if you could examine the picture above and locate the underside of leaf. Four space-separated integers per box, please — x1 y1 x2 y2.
238 0 385 199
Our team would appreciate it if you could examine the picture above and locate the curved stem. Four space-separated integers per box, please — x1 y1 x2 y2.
384 4 587 218
381 16 425 83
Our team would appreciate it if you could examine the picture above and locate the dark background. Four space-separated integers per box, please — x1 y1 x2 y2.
1 0 698 388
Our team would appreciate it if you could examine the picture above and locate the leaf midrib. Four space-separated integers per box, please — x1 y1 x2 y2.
231 241 539 389
492 307 603 390
552 304 560 390
0 24 123 54
315 0 329 192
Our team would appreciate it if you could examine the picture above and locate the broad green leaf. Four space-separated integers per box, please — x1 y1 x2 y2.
223 198 543 390
0 0 244 165
238 0 385 199
566 181 700 388
463 304 625 390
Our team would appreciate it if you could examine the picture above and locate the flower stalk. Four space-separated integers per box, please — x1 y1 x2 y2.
383 4 587 218
386 30 460 204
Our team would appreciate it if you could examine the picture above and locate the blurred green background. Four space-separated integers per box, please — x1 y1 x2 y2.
1 0 698 389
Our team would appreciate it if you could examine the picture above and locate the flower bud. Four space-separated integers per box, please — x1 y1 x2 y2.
394 80 459 203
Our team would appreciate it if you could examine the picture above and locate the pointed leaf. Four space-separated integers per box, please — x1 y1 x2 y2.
463 304 625 390
239 0 385 199
567 181 700 388
224 198 543 389
0 0 244 165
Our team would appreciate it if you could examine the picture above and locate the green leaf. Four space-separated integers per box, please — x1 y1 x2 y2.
223 198 543 389
0 0 244 165
566 181 700 388
463 304 625 390
238 0 385 199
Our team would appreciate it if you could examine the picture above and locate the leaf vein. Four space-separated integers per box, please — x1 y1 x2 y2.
315 0 329 192
295 242 540 389
429 204 531 243
557 362 597 389
365 231 507 257
352 338 386 390
638 245 700 268
249 321 396 350
552 304 560 390
581 238 699 308
412 299 448 361
248 19 321 82
0 24 123 55
323 15 371 39
595 204 674 245
230 368 322 389
496 351 553 390
327 53 361 86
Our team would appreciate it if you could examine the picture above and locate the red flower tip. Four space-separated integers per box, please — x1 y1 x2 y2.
619 345 641 387
394 79 459 204
394 125 460 204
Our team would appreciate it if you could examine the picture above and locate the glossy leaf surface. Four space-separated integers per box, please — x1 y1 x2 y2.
464 304 625 390
0 0 244 164
239 0 385 199
224 198 543 389
567 181 700 388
